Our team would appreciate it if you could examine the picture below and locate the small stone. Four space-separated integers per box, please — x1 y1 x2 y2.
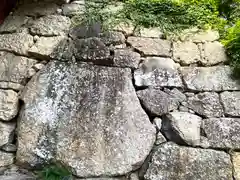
33 63 45 70
69 23 101 39
14 2 59 16
144 142 232 180
0 29 34 55
113 49 141 69
62 3 85 16
100 31 125 46
203 118 240 149
162 112 202 146
167 88 186 103
29 36 65 59
201 42 227 65
191 30 220 43
186 92 224 118
173 41 201 65
0 151 14 167
114 44 126 49
50 38 75 61
232 152 240 180
33 35 39 42
0 122 15 148
27 68 36 78
0 52 37 84
30 15 71 36
155 132 167 145
134 57 183 88
114 22 135 35
0 90 19 121
0 172 36 180
57 8 63 14
0 82 24 92
135 27 163 38
137 88 180 116
129 173 139 180
220 91 240 117
185 92 195 97
179 106 189 112
153 118 162 131
127 37 171 57
0 15 30 33
74 37 111 64
181 66 240 91
1 144 17 153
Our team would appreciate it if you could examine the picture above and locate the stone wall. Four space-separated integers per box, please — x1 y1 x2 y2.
0 0 240 179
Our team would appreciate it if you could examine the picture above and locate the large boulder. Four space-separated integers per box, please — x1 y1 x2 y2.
17 61 155 177
144 142 232 180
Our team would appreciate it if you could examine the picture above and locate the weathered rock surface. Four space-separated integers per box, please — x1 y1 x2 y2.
190 30 219 42
14 2 59 16
0 29 34 55
0 152 14 167
127 37 171 57
62 3 85 16
17 61 155 177
201 42 227 66
220 91 240 117
0 82 24 92
74 37 111 64
233 152 240 180
0 122 15 148
0 90 19 121
0 15 30 33
0 52 37 85
113 49 141 69
181 66 240 91
162 112 202 146
28 36 65 59
100 31 125 46
30 15 71 36
155 132 167 145
203 118 240 149
134 57 182 88
137 88 180 116
186 92 223 117
144 142 232 180
135 27 163 38
0 173 36 180
173 41 201 65
50 38 75 61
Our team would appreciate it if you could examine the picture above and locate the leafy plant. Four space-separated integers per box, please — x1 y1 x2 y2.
120 0 224 33
222 21 240 78
36 162 72 180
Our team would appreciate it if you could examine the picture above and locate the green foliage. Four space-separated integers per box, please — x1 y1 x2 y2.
121 0 224 33
36 162 72 180
222 21 240 78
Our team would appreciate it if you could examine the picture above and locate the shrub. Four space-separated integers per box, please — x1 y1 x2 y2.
36 162 73 180
121 0 224 33
222 21 240 78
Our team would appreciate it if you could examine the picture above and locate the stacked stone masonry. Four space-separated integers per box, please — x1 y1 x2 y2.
0 0 240 179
